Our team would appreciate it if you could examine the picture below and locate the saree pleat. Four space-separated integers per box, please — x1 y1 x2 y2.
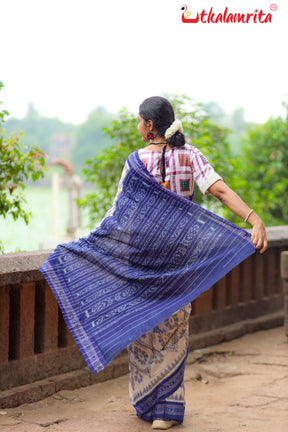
39 150 255 374
128 304 191 422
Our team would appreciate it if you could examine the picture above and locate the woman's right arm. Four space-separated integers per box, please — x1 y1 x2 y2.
208 180 268 253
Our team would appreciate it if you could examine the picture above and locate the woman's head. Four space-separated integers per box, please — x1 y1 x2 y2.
138 96 185 147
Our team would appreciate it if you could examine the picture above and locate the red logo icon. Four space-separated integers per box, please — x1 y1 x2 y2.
270 4 277 11
181 5 199 23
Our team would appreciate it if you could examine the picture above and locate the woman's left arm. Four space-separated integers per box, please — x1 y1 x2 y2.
208 180 268 253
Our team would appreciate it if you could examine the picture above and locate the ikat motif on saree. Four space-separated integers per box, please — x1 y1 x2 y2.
39 151 255 374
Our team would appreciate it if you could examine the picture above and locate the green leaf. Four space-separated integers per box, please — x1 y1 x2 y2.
31 171 40 181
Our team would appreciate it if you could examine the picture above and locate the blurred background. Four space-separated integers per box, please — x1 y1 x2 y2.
0 0 287 253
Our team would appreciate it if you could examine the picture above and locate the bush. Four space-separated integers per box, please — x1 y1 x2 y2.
0 82 46 253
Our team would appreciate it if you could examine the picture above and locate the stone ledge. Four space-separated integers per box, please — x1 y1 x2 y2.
0 351 129 409
266 225 288 247
0 250 52 286
0 311 283 409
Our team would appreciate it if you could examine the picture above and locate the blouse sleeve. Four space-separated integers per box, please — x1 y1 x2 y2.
190 146 222 195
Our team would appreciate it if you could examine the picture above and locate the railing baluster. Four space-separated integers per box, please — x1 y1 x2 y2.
275 247 283 294
9 282 35 360
194 289 213 315
239 256 252 303
226 265 240 306
213 276 226 310
43 282 59 351
254 253 265 300
280 251 288 339
58 307 75 348
0 286 10 363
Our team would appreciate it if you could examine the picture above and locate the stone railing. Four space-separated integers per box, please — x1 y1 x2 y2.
0 226 287 407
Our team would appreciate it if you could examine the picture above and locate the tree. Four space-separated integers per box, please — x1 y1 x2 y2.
70 106 115 173
225 104 288 226
0 82 46 253
4 103 76 160
79 95 234 227
202 101 225 122
202 102 249 155
231 107 246 134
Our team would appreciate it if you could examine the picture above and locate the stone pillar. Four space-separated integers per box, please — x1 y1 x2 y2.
66 174 81 239
280 251 288 340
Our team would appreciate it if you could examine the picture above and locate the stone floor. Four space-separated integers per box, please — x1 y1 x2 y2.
0 327 287 432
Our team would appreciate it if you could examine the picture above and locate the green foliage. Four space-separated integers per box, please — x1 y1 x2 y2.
79 95 234 227
0 82 46 252
79 96 288 229
225 104 288 226
4 104 115 175
70 106 115 172
78 108 139 226
203 101 248 155
4 103 76 154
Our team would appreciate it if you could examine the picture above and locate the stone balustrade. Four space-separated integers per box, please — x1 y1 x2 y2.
0 226 287 407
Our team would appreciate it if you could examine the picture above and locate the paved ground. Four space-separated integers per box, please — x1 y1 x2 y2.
0 327 287 432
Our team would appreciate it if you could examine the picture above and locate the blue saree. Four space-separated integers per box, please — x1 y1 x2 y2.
39 150 255 375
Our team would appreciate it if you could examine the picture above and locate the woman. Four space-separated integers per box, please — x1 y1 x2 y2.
127 96 267 430
39 96 267 431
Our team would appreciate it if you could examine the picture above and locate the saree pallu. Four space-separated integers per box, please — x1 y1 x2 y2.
39 150 255 375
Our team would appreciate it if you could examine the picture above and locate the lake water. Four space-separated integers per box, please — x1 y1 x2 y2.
0 187 91 254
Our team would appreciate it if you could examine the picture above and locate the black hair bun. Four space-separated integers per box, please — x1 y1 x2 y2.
167 131 185 148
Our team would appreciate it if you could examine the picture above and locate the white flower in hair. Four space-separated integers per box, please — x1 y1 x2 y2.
164 119 183 139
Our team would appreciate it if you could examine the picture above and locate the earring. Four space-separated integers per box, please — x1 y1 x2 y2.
147 132 154 142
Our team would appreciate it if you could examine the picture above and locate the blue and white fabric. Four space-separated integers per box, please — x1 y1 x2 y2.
128 304 191 422
39 150 255 375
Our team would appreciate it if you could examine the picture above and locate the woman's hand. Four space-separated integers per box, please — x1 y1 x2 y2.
248 214 268 254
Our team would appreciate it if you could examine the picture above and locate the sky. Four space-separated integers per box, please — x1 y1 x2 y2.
1 0 287 124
